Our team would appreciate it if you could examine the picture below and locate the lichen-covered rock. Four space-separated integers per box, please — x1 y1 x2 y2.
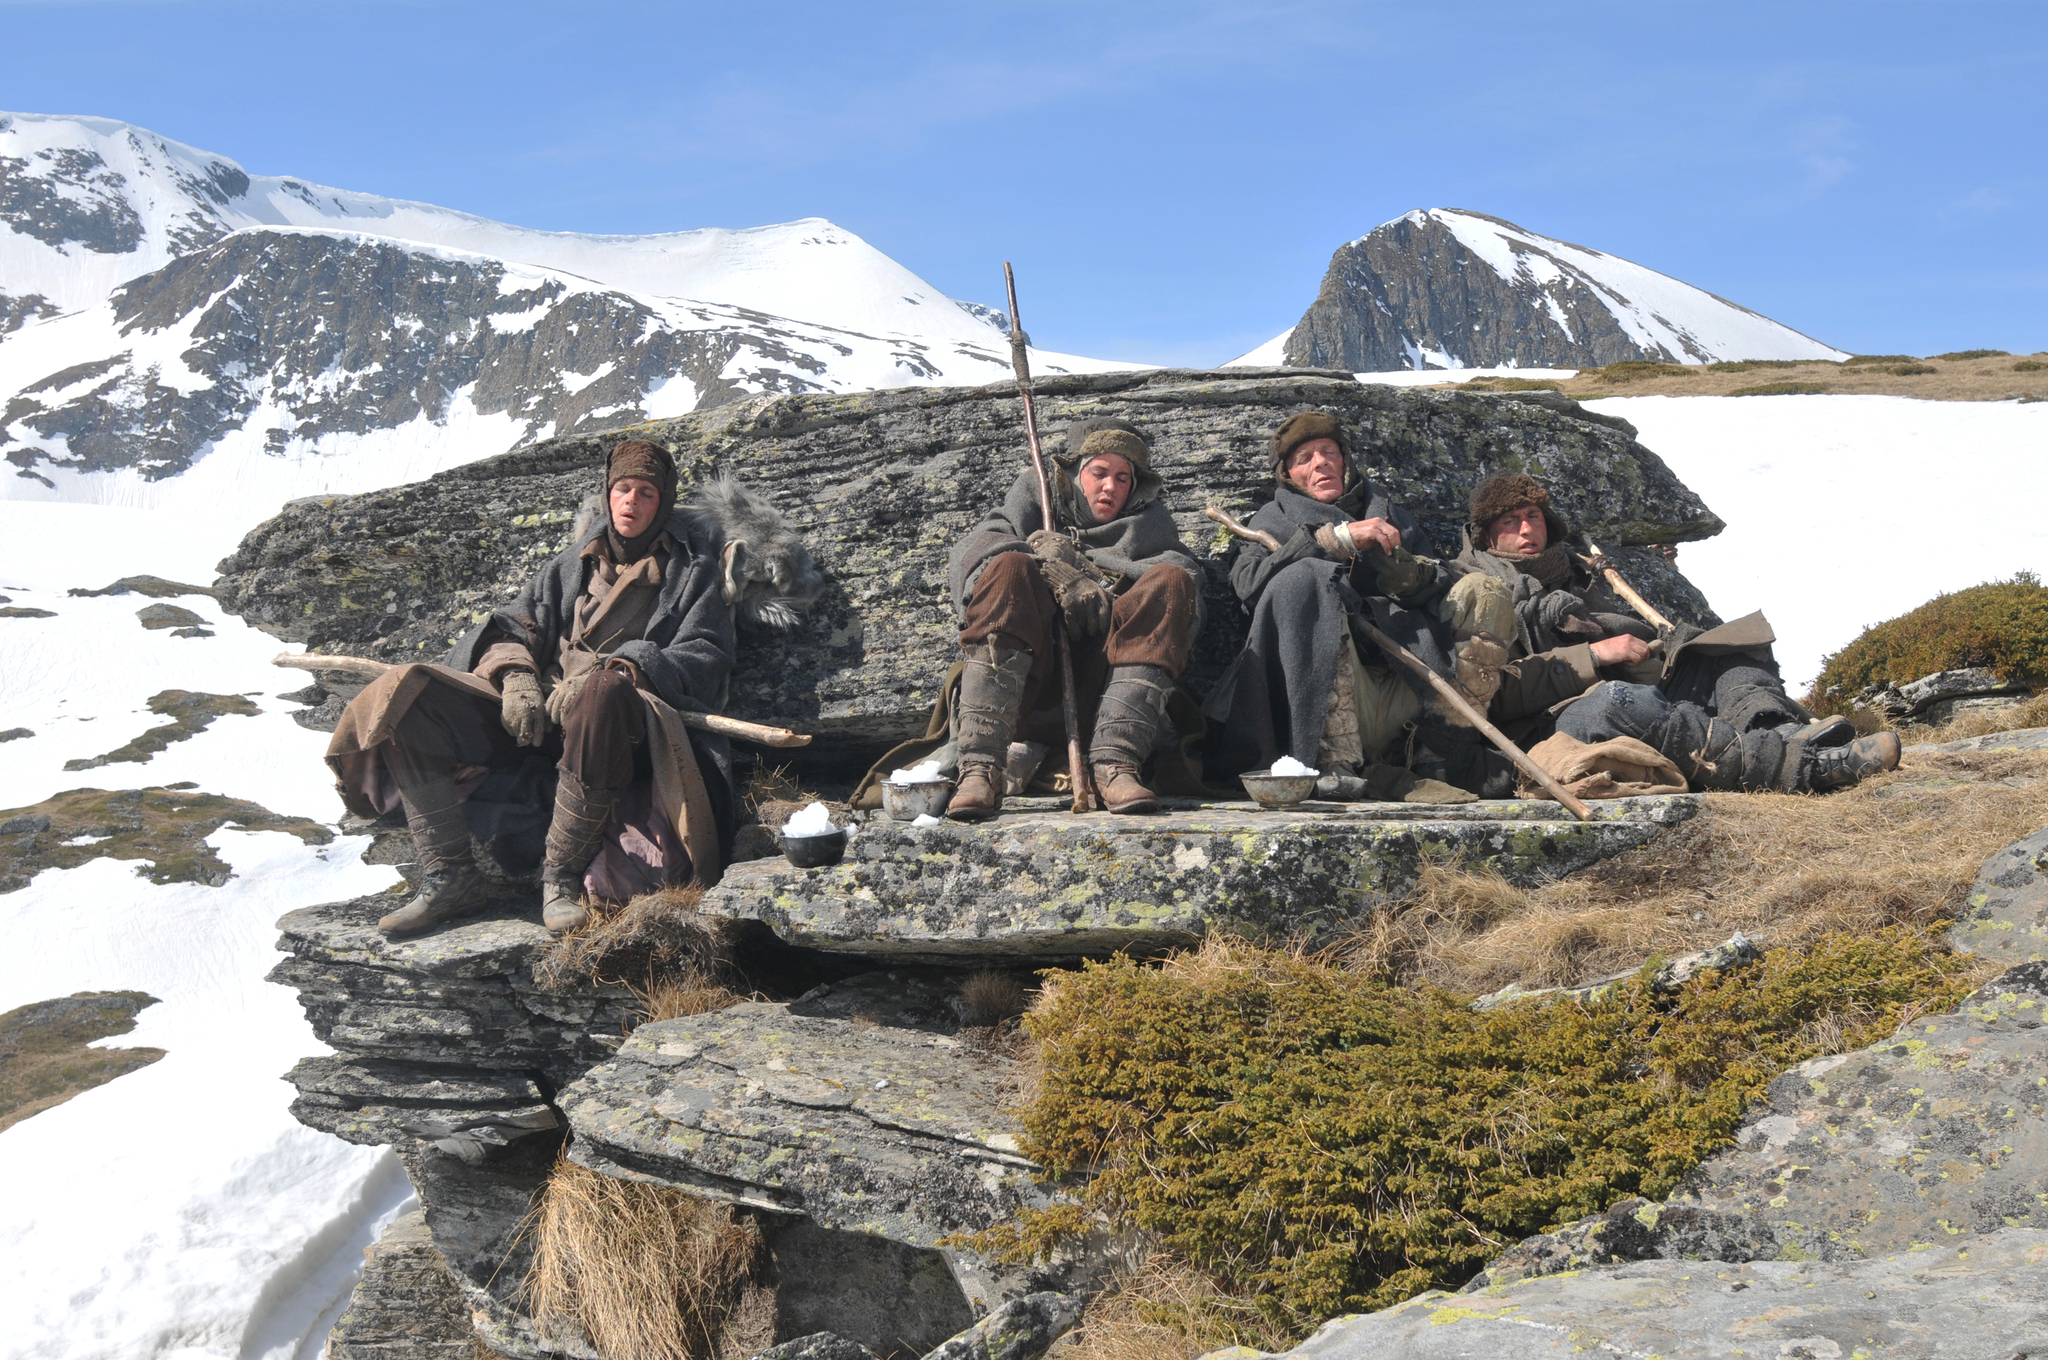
749 1334 884 1360
1215 1229 2048 1360
918 1292 1083 1360
269 893 638 1082
1917 724 2048 756
702 798 1695 963
285 1055 558 1158
213 368 1723 770
325 1208 477 1360
1461 1197 1776 1289
1948 824 2048 965
561 973 1104 1308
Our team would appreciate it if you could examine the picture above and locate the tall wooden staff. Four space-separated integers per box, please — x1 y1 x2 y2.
1004 263 1094 813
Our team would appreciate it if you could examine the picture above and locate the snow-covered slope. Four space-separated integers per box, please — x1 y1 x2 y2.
0 112 1014 343
1235 208 1847 371
0 113 1128 500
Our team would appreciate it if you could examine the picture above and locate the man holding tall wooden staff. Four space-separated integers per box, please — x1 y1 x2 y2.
942 419 1203 818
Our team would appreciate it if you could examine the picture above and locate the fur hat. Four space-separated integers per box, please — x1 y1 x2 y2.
1270 410 1349 488
1468 471 1571 548
607 439 677 506
1060 418 1152 475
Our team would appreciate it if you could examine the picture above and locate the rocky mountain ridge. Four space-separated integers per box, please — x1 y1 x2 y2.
1241 209 1847 372
0 112 1118 494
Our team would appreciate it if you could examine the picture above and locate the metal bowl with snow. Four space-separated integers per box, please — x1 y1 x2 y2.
881 777 954 821
1240 768 1318 808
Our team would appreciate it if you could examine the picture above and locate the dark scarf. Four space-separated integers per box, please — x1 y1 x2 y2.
1486 545 1578 590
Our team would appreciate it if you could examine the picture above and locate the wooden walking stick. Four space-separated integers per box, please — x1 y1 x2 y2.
1202 506 1594 820
270 653 812 747
1579 538 1674 633
1004 262 1095 813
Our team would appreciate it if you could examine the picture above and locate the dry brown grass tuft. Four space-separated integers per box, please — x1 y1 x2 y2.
524 1156 773 1360
740 762 812 814
957 970 1030 1026
1431 351 2048 403
535 885 741 1010
1343 748 2047 996
1050 1256 1289 1360
635 966 745 1024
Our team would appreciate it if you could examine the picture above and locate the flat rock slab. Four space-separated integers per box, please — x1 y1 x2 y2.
561 974 1093 1304
1218 1228 2048 1359
1949 824 2048 965
271 893 638 1084
701 797 1695 963
1668 962 2048 1259
1916 724 2048 756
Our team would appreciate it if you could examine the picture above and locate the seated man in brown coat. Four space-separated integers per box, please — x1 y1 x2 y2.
326 440 735 936
943 419 1203 818
1455 471 1900 794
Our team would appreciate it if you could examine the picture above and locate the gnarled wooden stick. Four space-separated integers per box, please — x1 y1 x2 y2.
271 653 812 747
1581 538 1674 632
1202 506 1592 820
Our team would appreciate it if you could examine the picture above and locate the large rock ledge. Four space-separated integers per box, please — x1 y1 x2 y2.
701 796 1696 962
561 972 1097 1312
214 368 1723 774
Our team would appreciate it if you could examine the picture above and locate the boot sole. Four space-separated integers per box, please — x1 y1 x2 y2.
1105 796 1161 815
944 806 1001 823
377 893 488 936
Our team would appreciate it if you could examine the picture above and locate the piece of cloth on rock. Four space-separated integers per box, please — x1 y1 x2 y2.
1518 731 1689 800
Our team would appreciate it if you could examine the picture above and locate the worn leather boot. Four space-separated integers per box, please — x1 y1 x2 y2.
540 768 614 933
1090 664 1174 815
378 774 487 936
1805 731 1902 792
1785 715 1856 749
946 641 1033 823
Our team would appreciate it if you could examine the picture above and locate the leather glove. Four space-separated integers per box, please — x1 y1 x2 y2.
1453 634 1511 711
499 670 548 747
1025 533 1113 638
544 669 594 727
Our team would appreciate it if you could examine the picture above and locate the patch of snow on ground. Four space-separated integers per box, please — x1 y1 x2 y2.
0 501 411 1360
1600 395 2048 690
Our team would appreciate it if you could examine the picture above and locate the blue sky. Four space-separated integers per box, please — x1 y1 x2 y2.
5 0 2042 364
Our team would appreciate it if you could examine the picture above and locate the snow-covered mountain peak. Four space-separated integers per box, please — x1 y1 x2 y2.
1241 207 1847 371
0 113 1012 346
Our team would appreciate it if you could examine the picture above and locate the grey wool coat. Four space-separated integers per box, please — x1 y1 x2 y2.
947 465 1204 628
449 508 738 796
1207 470 1448 771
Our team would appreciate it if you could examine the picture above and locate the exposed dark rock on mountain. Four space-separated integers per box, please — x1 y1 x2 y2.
215 367 1724 775
2 229 983 482
1276 209 1843 372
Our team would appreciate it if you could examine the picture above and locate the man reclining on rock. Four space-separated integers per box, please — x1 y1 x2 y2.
1454 471 1900 795
1207 410 1509 802
325 439 736 937
939 419 1203 818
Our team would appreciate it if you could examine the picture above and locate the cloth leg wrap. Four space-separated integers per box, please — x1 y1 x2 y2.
1647 705 1794 791
1317 640 1364 776
955 641 1033 763
544 767 615 887
1090 664 1174 771
385 746 474 877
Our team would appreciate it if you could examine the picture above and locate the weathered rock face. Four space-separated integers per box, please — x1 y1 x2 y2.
6 229 996 483
326 1207 478 1360
1277 209 1844 371
561 972 1097 1312
215 368 1723 774
1217 1229 2048 1360
701 796 1696 964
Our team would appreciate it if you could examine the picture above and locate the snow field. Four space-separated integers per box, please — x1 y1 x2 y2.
0 503 411 1360
1599 394 2048 690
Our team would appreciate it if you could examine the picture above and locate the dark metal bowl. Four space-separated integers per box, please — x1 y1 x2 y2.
781 827 849 868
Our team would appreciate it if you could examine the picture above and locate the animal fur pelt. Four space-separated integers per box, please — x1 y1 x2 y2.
573 478 825 631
